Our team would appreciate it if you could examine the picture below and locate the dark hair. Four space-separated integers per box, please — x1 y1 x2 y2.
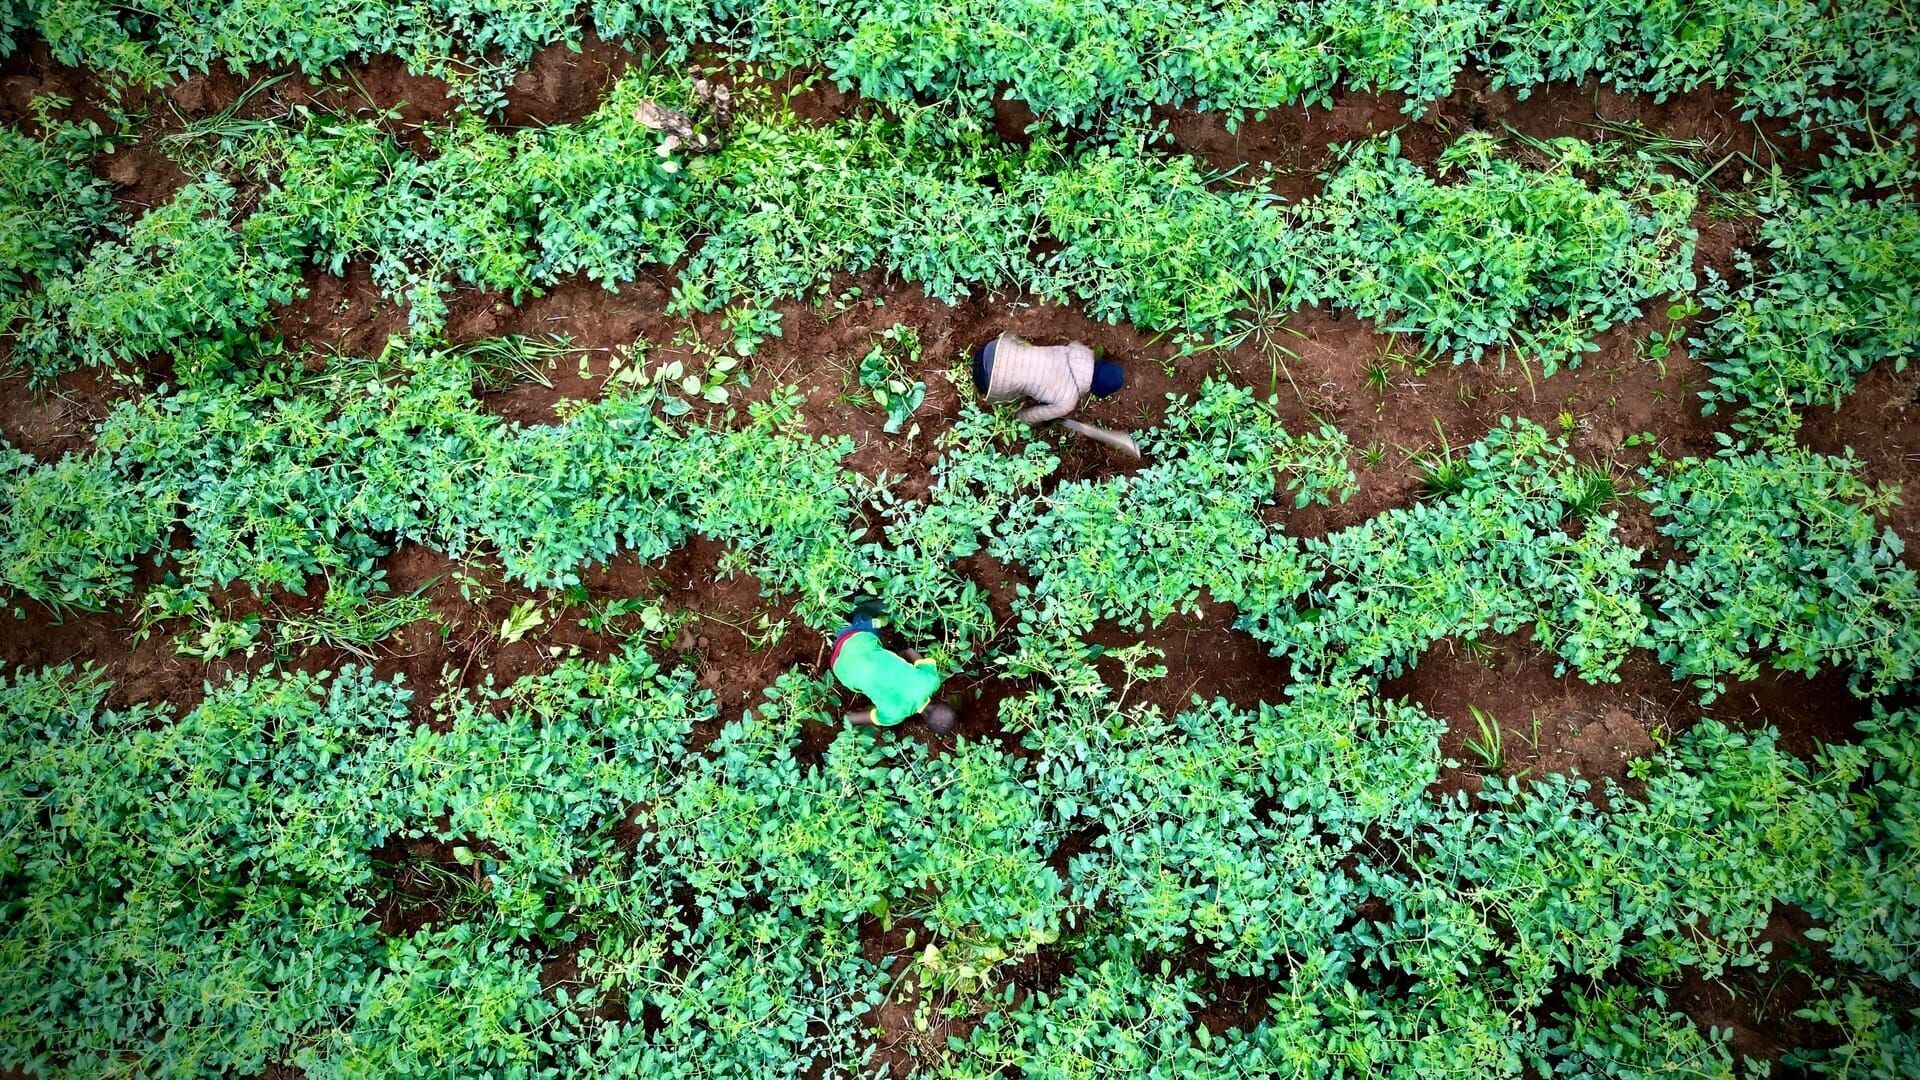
921 701 958 734
1091 359 1125 397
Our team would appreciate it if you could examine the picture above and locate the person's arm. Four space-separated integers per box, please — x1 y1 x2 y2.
1017 393 1075 424
846 708 876 726
900 647 922 663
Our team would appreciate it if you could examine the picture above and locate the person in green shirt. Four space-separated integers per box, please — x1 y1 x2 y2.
828 609 956 733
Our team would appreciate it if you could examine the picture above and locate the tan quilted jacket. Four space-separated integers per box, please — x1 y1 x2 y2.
985 333 1095 423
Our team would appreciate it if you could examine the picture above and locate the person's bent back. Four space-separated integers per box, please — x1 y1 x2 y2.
974 332 1125 424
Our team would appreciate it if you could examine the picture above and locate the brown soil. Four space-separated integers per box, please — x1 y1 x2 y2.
1382 631 1876 802
0 366 121 460
270 264 411 358
859 915 987 1077
367 831 495 934
643 537 815 733
0 599 212 713
1193 970 1280 1037
1087 607 1295 720
1160 66 1819 205
1668 907 1841 1063
502 35 635 128
1801 360 1920 551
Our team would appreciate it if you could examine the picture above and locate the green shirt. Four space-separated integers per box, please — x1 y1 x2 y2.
831 631 943 725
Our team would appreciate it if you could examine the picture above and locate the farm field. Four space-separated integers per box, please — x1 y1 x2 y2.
1 3 1918 1077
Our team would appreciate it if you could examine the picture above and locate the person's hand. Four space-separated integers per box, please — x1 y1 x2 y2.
900 648 923 664
846 709 876 726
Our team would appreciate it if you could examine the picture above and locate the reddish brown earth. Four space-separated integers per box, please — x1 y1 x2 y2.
1802 360 1920 550
1 34 1909 1078
272 263 411 359
0 366 121 460
1381 631 1875 803
1159 67 1820 204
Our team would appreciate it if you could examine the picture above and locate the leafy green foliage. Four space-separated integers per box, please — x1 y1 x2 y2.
1021 143 1307 333
6 80 1699 381
856 323 926 433
1311 132 1697 371
5 13 1919 1077
1483 0 1920 138
0 347 861 622
22 0 1914 141
1538 984 1737 1079
1799 706 1920 986
1241 418 1646 682
996 380 1312 631
945 936 1231 1078
0 120 118 315
1694 185 1919 415
38 177 304 376
1642 436 1919 699
1032 679 1441 976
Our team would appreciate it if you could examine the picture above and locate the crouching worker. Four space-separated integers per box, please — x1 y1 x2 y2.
973 332 1125 424
828 606 956 733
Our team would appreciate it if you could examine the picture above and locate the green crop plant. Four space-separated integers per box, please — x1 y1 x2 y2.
855 323 926 434
4 640 1915 1076
1021 142 1309 334
0 120 120 378
1641 434 1920 700
8 0 1917 142
1465 705 1506 771
670 113 1028 316
272 577 434 657
1310 132 1697 372
1693 180 1919 418
4 12 1920 1077
993 379 1354 638
39 177 305 377
944 935 1235 1078
1482 0 1920 140
857 403 1060 647
1785 981 1920 1078
1799 706 1920 986
1024 678 1442 977
3 76 1706 383
0 344 870 624
1240 418 1647 683
1537 984 1738 1079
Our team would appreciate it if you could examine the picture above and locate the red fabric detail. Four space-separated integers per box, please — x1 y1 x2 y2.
828 628 868 669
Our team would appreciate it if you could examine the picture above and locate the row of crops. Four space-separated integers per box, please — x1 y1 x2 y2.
2 3 1919 1078
9 0 1918 134
6 369 1918 1074
6 637 1916 1076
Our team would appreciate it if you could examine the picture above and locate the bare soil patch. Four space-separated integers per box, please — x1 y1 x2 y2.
1802 360 1920 550
0 367 120 460
1383 631 1876 801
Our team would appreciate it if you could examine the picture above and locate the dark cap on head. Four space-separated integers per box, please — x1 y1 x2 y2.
921 702 957 734
1091 359 1125 398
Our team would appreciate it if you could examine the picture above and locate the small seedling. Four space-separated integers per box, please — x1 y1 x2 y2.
1363 359 1395 397
856 324 926 434
1417 423 1471 500
498 600 546 644
1465 705 1505 772
1565 464 1620 520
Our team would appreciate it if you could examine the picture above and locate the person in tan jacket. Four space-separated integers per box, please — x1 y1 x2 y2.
973 332 1126 424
